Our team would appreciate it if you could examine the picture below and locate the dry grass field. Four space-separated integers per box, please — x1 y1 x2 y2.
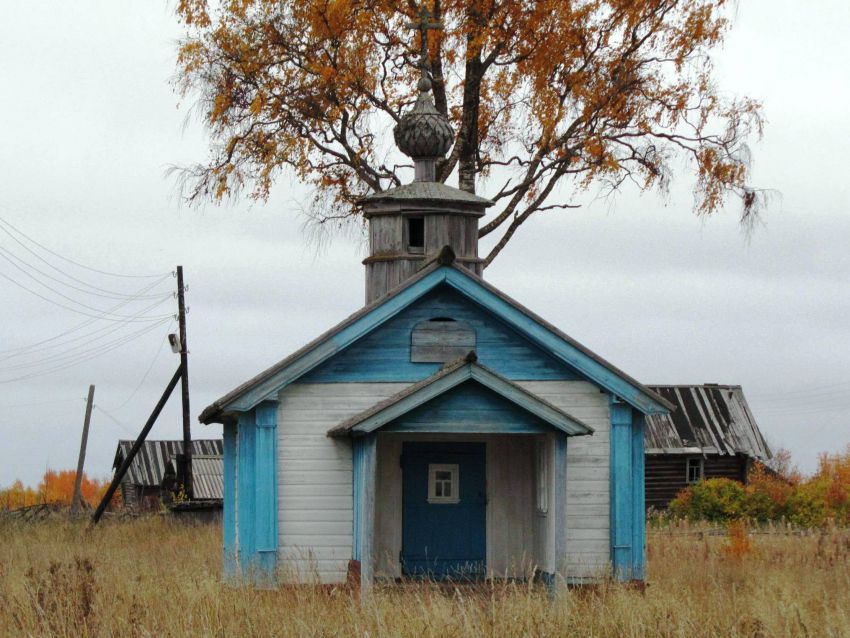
0 517 849 637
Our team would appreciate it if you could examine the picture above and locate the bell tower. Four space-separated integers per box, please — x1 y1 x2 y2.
360 6 493 304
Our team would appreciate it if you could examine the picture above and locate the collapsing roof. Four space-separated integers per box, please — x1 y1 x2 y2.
645 385 771 460
113 439 223 489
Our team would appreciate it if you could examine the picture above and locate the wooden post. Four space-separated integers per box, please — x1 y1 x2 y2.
176 265 193 499
71 384 95 514
91 366 182 525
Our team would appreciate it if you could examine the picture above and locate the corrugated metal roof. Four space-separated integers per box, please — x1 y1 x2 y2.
645 385 771 460
191 455 223 500
112 439 223 488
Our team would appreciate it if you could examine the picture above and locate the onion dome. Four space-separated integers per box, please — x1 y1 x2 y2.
393 79 454 160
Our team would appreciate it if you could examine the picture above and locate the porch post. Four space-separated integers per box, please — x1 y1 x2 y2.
353 433 377 596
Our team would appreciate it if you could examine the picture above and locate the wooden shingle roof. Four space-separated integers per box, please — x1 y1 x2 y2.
645 385 771 460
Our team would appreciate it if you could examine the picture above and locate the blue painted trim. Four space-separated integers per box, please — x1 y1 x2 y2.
222 422 237 580
223 266 669 416
348 363 593 437
553 433 568 579
352 434 377 591
254 401 278 584
610 397 645 581
230 272 450 411
443 269 667 415
237 410 257 569
631 413 646 580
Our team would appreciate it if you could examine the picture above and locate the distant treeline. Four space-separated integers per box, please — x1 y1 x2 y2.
0 470 120 511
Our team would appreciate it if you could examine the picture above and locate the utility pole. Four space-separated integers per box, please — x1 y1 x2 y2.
176 265 192 499
71 384 95 514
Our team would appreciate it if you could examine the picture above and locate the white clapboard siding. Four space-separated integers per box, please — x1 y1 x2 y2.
278 380 610 583
277 382 406 584
518 381 610 579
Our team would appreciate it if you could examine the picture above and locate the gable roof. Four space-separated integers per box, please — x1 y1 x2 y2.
200 250 673 423
645 385 771 460
113 439 223 488
327 352 594 437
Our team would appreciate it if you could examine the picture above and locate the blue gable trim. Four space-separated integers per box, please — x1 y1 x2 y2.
303 287 578 383
329 358 594 437
383 381 557 435
210 265 670 418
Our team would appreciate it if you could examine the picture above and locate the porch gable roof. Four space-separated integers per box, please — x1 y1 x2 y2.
200 247 673 423
326 352 595 438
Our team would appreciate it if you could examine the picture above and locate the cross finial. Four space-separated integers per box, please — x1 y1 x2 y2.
406 4 442 93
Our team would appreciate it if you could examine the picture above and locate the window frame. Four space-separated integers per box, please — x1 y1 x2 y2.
406 216 425 254
427 463 460 504
686 457 704 484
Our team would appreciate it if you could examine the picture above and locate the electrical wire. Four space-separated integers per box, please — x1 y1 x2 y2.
0 270 174 322
0 296 174 362
0 276 174 356
0 251 174 321
93 405 138 437
0 244 173 301
0 318 171 383
103 320 175 412
0 216 170 279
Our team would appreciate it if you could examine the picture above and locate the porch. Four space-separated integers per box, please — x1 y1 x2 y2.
355 433 568 587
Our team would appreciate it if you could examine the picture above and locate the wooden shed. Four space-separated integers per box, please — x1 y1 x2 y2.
644 385 771 509
112 439 223 511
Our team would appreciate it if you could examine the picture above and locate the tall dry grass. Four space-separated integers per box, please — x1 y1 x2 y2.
1 517 849 637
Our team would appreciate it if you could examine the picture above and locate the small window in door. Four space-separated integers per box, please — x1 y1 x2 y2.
407 217 425 253
428 463 459 504
686 458 704 484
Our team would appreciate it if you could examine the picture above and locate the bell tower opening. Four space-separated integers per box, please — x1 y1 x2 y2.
407 217 425 253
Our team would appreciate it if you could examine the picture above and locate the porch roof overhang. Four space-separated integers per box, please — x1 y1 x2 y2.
327 352 595 438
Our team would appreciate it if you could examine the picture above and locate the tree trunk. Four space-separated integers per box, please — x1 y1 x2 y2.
458 35 482 194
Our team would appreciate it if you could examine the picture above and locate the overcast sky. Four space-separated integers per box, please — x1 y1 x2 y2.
1 1 848 488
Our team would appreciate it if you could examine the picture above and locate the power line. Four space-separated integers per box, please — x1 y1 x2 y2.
0 216 170 279
0 318 173 373
0 270 174 322
0 222 174 299
0 245 173 301
93 405 137 436
0 296 174 363
105 320 175 412
0 251 173 321
0 276 174 356
0 318 171 383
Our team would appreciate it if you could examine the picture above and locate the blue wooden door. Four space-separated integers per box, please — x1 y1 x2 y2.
401 442 486 579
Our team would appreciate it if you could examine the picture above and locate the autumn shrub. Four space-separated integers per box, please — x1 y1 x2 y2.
669 478 747 522
670 446 850 526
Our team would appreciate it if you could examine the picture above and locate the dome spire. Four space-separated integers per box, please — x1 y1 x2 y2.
393 5 454 182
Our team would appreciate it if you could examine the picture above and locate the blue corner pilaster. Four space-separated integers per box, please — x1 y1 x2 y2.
254 401 279 584
610 396 636 580
235 403 278 585
222 421 238 580
352 433 377 595
237 410 257 572
631 413 646 580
